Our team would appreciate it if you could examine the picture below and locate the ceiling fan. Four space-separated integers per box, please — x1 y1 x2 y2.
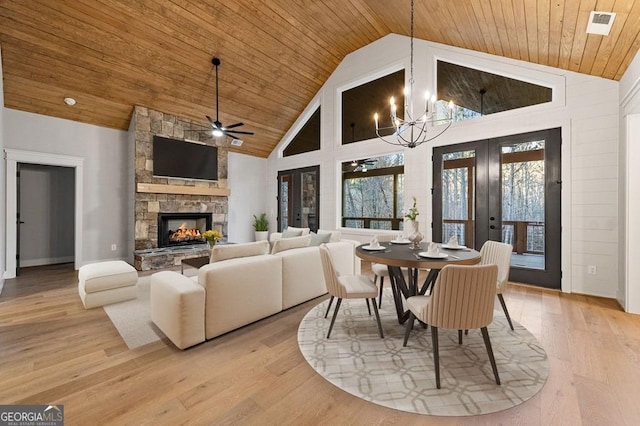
205 57 254 138
344 158 377 172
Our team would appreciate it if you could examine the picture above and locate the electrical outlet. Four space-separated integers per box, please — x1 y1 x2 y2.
111 244 117 251
587 265 597 275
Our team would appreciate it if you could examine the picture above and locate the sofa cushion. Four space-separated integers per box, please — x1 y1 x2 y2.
78 260 138 293
317 229 341 242
309 232 331 246
273 246 326 309
210 240 270 263
198 255 283 339
271 235 311 254
283 226 310 237
282 228 303 238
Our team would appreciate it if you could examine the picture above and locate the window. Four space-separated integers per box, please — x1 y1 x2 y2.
436 61 552 123
342 153 404 229
283 107 320 157
341 70 405 144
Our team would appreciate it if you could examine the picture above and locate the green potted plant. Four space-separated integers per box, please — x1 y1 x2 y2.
253 213 269 241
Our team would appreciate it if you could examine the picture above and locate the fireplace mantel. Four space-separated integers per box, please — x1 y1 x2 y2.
137 183 230 196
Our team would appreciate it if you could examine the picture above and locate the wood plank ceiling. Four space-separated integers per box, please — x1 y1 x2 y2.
2 0 640 158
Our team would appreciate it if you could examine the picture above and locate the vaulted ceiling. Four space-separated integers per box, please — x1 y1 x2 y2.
2 1 640 157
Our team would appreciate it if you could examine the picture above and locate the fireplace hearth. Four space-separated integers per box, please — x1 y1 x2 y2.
157 212 212 248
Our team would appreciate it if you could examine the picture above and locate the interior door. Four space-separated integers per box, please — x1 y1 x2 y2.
277 165 320 232
433 128 562 289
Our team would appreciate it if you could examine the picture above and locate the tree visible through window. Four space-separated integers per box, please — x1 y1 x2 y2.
342 153 404 230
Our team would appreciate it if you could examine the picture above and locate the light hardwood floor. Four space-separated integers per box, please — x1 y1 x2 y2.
1 262 640 425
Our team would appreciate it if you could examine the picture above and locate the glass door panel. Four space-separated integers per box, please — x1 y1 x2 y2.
500 142 546 270
441 150 476 247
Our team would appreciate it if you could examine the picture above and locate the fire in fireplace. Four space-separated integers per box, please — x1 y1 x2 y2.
157 212 212 248
170 223 204 244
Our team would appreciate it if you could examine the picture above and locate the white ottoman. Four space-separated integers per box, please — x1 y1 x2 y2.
78 261 138 309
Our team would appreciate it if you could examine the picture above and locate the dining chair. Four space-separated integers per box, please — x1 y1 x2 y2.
370 234 395 308
319 245 384 339
479 240 515 330
403 264 500 389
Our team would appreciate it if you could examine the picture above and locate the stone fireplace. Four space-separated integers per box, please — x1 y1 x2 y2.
132 106 229 270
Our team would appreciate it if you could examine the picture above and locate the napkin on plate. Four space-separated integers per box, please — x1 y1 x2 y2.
447 235 459 247
427 242 439 255
370 235 380 248
395 233 405 242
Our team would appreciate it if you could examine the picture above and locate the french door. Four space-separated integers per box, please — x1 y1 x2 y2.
277 165 320 232
433 128 561 288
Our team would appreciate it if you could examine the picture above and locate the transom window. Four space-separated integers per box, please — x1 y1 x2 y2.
342 153 404 230
436 61 552 123
283 107 320 157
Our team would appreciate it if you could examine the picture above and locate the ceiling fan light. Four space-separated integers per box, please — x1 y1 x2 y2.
212 129 224 137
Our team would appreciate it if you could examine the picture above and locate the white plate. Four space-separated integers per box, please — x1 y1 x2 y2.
362 245 386 251
441 244 467 250
390 239 411 244
418 252 449 259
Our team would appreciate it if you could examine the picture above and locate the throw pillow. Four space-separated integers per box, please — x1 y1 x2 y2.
283 226 310 236
271 235 312 254
309 232 331 246
210 240 270 263
282 228 304 238
317 229 341 242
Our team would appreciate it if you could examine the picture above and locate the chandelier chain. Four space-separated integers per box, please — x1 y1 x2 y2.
372 0 454 148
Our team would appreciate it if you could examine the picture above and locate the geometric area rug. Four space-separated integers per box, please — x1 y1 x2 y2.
297 290 549 416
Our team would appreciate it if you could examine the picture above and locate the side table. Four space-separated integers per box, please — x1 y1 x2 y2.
180 256 209 274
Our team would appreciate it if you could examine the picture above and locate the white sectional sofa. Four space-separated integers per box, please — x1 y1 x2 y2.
150 237 360 349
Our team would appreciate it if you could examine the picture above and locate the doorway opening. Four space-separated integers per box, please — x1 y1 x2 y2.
18 163 75 273
4 149 83 279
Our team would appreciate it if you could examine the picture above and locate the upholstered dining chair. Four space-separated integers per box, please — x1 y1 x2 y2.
370 234 409 308
319 245 384 339
403 264 500 389
479 240 515 330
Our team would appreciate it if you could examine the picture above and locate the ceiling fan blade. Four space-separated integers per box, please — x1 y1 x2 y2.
224 122 244 129
205 115 217 128
225 129 254 135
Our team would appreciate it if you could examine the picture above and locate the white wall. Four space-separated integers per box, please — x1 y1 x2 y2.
0 47 6 292
268 34 621 298
619 49 640 314
227 152 267 243
3 109 130 266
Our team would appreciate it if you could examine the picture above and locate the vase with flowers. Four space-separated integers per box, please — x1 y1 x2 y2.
404 197 422 249
202 229 223 248
404 196 419 234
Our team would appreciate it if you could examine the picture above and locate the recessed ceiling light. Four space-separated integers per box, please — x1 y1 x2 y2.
63 97 77 106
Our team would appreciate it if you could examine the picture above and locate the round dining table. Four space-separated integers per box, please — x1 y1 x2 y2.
356 241 481 324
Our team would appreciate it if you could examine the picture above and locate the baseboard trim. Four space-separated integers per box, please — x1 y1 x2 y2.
20 256 75 268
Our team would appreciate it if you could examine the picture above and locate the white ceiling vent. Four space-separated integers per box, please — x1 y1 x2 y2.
586 11 616 35
230 138 244 147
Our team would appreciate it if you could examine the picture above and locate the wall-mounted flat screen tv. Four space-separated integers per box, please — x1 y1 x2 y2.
153 136 218 181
